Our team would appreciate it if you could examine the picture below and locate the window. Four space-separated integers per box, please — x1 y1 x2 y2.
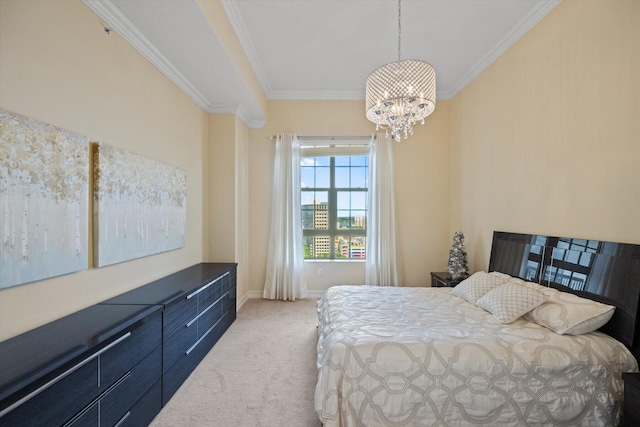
301 147 368 260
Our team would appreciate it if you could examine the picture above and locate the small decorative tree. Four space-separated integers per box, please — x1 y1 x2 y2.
447 231 469 281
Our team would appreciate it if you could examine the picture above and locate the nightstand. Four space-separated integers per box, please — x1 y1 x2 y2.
623 372 640 426
430 271 465 288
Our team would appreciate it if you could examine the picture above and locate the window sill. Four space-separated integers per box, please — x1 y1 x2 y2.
304 259 365 263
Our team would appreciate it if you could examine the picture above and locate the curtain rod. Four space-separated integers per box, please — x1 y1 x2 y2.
267 135 371 142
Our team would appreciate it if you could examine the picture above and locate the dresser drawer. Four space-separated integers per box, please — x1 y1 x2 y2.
162 309 234 404
0 359 98 427
64 348 160 427
196 277 225 312
100 313 161 390
163 320 198 373
197 299 223 335
112 380 162 427
163 297 197 340
100 346 161 426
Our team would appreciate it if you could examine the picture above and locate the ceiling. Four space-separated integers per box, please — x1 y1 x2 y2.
83 0 560 128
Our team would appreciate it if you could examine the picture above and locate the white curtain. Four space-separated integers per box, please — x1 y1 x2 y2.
263 133 308 300
365 133 401 286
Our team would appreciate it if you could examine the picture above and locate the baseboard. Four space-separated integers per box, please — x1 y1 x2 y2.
237 290 325 311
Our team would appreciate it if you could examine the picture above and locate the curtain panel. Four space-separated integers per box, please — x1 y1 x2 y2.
365 133 401 286
263 133 308 300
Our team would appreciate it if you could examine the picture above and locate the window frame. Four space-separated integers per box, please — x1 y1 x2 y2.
301 144 369 260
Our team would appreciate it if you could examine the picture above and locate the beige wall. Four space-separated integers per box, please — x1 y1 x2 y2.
248 100 451 292
207 114 250 300
0 0 208 340
450 0 640 272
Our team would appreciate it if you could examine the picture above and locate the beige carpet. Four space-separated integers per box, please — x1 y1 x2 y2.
150 298 322 427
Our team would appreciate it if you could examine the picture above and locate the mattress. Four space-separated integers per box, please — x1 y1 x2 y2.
315 285 638 426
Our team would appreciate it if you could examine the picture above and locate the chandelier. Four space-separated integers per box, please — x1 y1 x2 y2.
365 0 436 142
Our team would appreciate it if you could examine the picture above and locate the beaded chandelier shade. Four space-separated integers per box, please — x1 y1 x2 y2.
365 1 436 142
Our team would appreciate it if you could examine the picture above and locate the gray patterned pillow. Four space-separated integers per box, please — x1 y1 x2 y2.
476 282 548 323
451 271 510 304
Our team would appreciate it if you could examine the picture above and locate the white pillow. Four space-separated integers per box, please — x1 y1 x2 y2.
523 289 615 335
451 271 510 304
475 282 548 324
489 271 512 280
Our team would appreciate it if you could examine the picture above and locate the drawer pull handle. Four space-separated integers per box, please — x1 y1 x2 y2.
185 291 229 328
185 313 227 356
186 272 230 300
114 410 131 427
0 332 132 418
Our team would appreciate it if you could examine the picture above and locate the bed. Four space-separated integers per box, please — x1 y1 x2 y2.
315 231 640 426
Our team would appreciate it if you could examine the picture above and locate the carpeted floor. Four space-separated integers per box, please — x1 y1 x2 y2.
150 298 322 427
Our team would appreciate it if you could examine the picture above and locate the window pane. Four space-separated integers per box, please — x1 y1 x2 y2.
351 167 367 188
337 210 351 229
301 192 328 230
352 210 366 229
351 156 368 166
335 236 366 259
301 156 330 188
335 167 349 187
314 156 330 167
301 191 315 205
351 192 367 210
301 207 314 229
300 157 317 167
316 167 330 188
303 236 313 259
313 236 331 258
335 156 350 166
301 167 314 188
312 203 329 230
303 235 332 259
337 192 350 210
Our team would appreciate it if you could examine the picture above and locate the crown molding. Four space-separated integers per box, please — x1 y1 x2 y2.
445 0 561 100
207 104 266 129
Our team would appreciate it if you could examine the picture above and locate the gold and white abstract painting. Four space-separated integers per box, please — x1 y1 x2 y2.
93 143 186 267
0 109 89 289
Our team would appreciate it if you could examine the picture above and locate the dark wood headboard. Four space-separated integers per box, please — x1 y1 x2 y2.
488 231 640 355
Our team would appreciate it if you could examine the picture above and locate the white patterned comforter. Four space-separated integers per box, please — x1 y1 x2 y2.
315 286 638 427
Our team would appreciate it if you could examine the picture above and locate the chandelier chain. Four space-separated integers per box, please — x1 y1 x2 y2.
397 0 401 62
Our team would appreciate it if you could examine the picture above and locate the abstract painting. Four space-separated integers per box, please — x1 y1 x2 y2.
0 109 89 289
93 143 186 267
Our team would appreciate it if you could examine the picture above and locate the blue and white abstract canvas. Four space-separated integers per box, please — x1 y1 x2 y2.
0 109 89 289
93 143 186 267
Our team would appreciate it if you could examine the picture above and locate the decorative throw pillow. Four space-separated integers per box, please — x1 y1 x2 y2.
475 282 548 323
489 271 512 280
523 289 615 335
451 271 510 304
